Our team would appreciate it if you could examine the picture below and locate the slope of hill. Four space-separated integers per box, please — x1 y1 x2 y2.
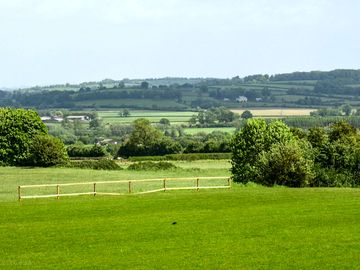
1 69 360 110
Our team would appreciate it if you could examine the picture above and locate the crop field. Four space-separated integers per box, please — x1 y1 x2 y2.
1 164 360 269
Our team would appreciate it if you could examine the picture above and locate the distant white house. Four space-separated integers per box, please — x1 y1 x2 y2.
40 116 52 121
66 115 89 121
53 117 64 122
256 98 263 102
41 116 64 122
223 98 230 101
236 96 248 103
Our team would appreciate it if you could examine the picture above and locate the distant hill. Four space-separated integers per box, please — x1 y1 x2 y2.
1 69 360 110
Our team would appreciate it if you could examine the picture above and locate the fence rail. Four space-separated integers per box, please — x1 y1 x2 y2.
18 177 231 200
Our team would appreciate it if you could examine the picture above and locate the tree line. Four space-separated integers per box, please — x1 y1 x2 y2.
231 119 360 187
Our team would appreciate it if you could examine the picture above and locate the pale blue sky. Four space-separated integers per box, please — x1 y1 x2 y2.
0 0 359 87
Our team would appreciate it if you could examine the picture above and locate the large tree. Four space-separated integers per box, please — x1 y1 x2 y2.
0 108 47 165
0 108 68 166
117 119 180 157
231 119 294 183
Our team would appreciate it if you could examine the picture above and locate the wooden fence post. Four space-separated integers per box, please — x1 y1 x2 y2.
18 186 21 201
228 178 231 188
93 183 96 196
163 179 166 192
128 181 132 194
56 185 60 199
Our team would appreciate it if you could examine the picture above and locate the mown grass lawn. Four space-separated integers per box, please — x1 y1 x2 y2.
1 167 360 269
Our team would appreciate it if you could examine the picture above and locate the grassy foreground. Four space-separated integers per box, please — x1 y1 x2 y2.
1 166 360 269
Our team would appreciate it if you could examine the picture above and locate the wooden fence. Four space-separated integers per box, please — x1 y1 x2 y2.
18 176 231 200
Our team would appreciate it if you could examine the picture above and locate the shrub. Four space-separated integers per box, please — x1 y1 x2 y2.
67 144 107 157
128 153 232 161
68 159 121 170
28 135 69 167
256 141 314 187
311 166 355 187
231 119 294 183
127 161 177 171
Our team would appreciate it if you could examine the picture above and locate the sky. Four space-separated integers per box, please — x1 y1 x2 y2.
0 0 359 87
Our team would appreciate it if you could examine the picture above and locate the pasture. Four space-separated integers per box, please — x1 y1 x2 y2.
1 165 360 269
98 110 195 125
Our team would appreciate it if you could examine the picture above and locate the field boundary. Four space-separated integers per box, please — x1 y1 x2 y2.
18 177 231 200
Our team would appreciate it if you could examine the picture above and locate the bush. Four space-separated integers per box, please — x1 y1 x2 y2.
255 141 314 187
231 119 294 183
311 166 355 187
128 153 232 161
68 159 121 170
128 161 177 171
67 144 108 157
28 135 69 167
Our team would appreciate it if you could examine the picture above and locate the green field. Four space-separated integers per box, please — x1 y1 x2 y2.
183 127 236 134
1 165 360 269
98 110 195 125
75 99 188 110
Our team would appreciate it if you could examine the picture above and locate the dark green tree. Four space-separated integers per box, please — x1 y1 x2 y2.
0 108 47 165
231 119 294 183
241 110 253 119
256 140 314 187
28 135 69 167
140 81 149 89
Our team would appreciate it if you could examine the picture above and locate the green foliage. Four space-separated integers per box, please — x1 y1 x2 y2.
0 108 47 165
117 119 181 157
68 159 121 170
232 119 360 187
67 144 108 157
240 110 253 119
28 135 69 167
128 153 232 161
159 118 170 125
190 107 237 126
127 161 177 171
328 120 357 141
256 140 314 187
231 119 294 183
342 104 352 116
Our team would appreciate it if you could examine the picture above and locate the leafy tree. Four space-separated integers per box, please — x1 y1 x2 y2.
231 119 294 183
290 127 306 139
117 119 180 157
241 110 253 119
159 118 170 126
89 117 103 129
342 104 352 116
0 108 47 165
28 135 69 167
328 121 357 142
256 140 314 187
140 81 149 89
122 109 130 117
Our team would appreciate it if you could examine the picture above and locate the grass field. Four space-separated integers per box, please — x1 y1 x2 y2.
183 127 236 134
1 165 360 269
95 109 317 130
98 110 195 125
